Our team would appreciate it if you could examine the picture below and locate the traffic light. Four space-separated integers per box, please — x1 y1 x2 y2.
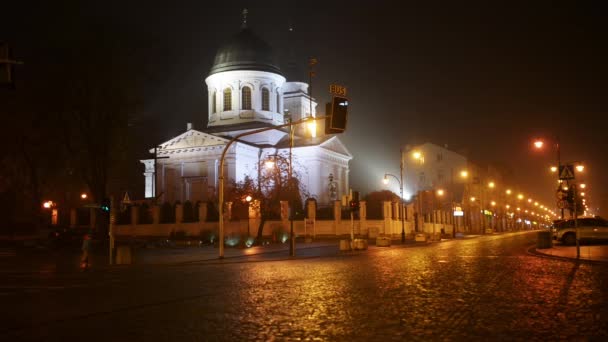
349 191 360 211
325 96 348 134
100 198 111 213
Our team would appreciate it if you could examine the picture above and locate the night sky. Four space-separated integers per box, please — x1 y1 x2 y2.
2 1 606 215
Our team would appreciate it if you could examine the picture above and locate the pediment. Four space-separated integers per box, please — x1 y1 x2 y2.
151 130 228 152
319 136 353 158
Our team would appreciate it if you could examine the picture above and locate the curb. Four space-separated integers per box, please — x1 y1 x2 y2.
526 245 608 265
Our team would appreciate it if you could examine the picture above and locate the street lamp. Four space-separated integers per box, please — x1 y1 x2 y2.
383 171 406 243
245 195 252 236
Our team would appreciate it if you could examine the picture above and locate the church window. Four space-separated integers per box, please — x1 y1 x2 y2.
212 91 217 113
223 88 232 111
261 88 270 111
242 86 252 110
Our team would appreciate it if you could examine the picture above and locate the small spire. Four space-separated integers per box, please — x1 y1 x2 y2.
241 8 248 29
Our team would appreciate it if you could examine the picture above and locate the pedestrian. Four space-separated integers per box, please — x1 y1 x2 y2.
80 230 93 270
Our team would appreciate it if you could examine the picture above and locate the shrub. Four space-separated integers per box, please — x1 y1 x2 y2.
160 202 174 223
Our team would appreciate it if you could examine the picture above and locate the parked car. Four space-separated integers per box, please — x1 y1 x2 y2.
552 216 608 245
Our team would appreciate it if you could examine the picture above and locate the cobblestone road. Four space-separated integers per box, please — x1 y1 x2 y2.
2 231 607 341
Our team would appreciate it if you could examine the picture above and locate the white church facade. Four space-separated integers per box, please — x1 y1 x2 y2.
141 24 352 207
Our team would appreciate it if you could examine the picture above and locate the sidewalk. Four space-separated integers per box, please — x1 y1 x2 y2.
534 244 608 262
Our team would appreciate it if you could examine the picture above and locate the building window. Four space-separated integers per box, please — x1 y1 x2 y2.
241 86 252 110
437 153 443 162
212 91 216 113
437 170 444 183
223 88 232 111
419 172 426 185
261 88 270 111
276 88 281 113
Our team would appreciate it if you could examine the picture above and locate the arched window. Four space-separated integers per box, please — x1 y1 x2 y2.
212 91 216 113
241 86 252 110
261 88 270 111
276 89 280 113
223 88 232 111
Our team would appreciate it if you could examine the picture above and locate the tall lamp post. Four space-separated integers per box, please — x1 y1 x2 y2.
383 172 405 243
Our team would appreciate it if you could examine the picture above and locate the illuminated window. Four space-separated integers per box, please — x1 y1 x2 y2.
223 88 232 111
261 88 270 111
241 86 252 110
212 91 216 113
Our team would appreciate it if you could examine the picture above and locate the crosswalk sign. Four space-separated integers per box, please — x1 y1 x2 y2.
559 164 575 180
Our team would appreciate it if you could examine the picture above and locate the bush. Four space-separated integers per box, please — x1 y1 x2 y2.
139 203 152 224
160 202 174 223
183 201 194 222
206 200 219 222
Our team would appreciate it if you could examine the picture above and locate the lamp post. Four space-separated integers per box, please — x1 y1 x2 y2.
383 172 405 243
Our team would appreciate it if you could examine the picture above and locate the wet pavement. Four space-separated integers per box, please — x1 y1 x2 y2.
1 231 607 341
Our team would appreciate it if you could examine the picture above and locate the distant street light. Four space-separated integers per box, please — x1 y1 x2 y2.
550 166 558 173
81 193 88 199
576 165 584 172
533 140 544 149
488 182 495 188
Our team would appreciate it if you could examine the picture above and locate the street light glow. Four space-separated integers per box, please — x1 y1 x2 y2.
491 201 496 206
245 195 252 202
436 189 444 196
533 140 544 149
506 189 512 195
550 166 557 173
470 197 476 202
412 151 422 160
264 160 275 169
576 165 584 172
81 193 87 199
580 183 586 189
488 181 495 188
460 170 468 178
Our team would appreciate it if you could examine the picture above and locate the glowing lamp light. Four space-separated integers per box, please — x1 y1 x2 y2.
528 198 532 203
491 201 496 206
518 194 524 200
412 151 422 160
533 140 544 149
488 182 495 188
460 170 468 178
436 189 445 196
382 176 389 185
534 202 539 206
516 207 521 211
43 201 53 209
580 183 586 189
80 193 87 199
506 189 512 195
550 166 557 173
307 121 317 138
470 197 476 202
576 165 584 172
264 160 275 169
245 195 252 202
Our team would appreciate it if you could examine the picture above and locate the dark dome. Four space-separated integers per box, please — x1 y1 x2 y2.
209 28 282 76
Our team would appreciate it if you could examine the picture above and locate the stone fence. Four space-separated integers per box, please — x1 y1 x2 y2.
113 200 455 241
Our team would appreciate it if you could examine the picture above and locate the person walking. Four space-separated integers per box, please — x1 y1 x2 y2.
80 231 93 270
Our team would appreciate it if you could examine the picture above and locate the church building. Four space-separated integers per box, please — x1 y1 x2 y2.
141 19 352 207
